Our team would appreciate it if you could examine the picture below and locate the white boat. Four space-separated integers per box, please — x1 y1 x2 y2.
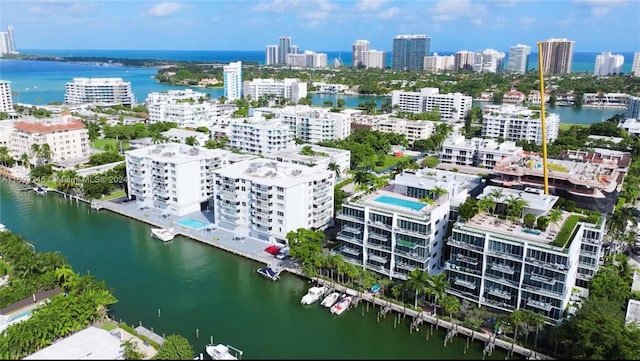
320 292 340 308
150 228 176 242
206 344 238 360
300 286 327 305
330 295 353 315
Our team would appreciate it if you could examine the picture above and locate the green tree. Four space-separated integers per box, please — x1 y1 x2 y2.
406 268 429 309
327 162 341 179
184 136 199 146
155 335 194 360
123 340 144 360
421 156 439 168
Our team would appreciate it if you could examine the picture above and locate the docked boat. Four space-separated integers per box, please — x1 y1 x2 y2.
35 186 47 195
205 344 239 360
256 266 279 281
300 286 327 305
330 295 353 315
320 292 340 308
150 228 176 242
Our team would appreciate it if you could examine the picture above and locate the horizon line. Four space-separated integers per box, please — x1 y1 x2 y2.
16 48 639 54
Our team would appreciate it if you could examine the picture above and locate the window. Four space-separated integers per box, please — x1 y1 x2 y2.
277 211 284 216
277 195 284 200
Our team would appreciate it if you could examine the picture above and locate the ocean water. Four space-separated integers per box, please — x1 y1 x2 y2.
16 49 635 74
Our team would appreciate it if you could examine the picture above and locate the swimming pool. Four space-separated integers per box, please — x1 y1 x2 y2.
374 195 426 211
177 218 209 229
10 308 33 322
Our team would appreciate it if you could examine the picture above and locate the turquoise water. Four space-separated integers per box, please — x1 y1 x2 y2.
177 218 209 229
375 195 426 211
10 308 33 322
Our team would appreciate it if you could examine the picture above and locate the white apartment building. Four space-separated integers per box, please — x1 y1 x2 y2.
161 128 209 145
243 78 307 104
582 93 628 109
278 106 351 143
482 104 559 145
391 87 472 122
223 61 242 101
228 118 295 155
0 120 15 147
145 89 217 127
423 53 455 73
626 95 640 119
311 82 349 93
336 171 463 279
454 51 475 71
352 40 370 68
473 49 505 73
527 90 551 105
65 78 135 107
594 52 624 76
363 50 386 69
507 44 531 74
445 186 604 322
265 45 278 66
632 52 640 77
619 118 640 137
439 135 523 168
0 80 14 113
373 118 435 144
10 113 90 164
285 53 307 68
213 159 334 242
125 144 231 216
264 144 351 180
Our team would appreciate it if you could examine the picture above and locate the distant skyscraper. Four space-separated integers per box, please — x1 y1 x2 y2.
7 26 15 53
631 52 640 77
290 45 298 55
223 61 242 101
352 40 370 68
454 51 475 71
539 38 574 74
507 44 531 74
362 50 385 69
278 36 292 65
0 80 14 113
265 45 278 66
594 52 624 76
473 49 506 73
392 35 430 71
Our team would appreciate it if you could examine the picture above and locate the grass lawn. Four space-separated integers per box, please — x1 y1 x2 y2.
44 180 57 189
92 138 131 151
102 189 126 200
100 321 118 332
374 155 412 172
559 123 589 131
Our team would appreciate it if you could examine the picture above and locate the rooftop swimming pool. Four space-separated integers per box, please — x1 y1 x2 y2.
177 218 209 230
374 195 425 211
10 308 33 322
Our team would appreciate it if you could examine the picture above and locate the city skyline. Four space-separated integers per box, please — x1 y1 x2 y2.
0 0 639 52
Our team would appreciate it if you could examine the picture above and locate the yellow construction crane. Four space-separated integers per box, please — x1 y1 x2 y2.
537 42 550 195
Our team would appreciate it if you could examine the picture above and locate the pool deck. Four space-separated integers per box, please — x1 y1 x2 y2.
90 199 303 277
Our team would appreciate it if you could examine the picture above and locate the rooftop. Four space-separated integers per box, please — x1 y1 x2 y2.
161 128 206 139
478 186 559 213
264 144 349 163
393 169 482 203
215 158 332 187
350 189 440 219
626 299 640 327
126 143 230 164
24 326 122 360
14 114 85 134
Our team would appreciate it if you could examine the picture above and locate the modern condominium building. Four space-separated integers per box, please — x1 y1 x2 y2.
223 61 242 101
454 51 475 71
473 49 506 73
632 52 640 77
538 38 574 74
423 53 455 72
582 92 628 109
125 144 230 216
243 78 307 104
265 45 278 66
391 87 472 122
278 36 294 65
145 89 217 127
352 40 370 68
626 95 640 119
228 118 295 155
594 52 625 76
372 118 435 144
11 113 90 164
278 106 352 143
0 80 14 113
363 50 386 69
392 35 430 71
264 144 351 180
336 169 481 280
507 44 531 74
481 104 559 145
439 135 523 168
0 25 16 55
65 78 135 107
213 159 334 242
445 186 604 322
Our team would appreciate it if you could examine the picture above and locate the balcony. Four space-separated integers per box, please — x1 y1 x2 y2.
252 209 272 218
365 262 391 276
395 248 428 261
367 242 391 252
252 184 271 193
445 262 482 276
484 273 519 287
368 232 389 242
456 254 479 266
487 288 512 300
448 239 484 253
336 212 364 223
454 278 477 290
394 226 426 238
395 262 420 272
341 247 361 257
342 226 362 235
522 284 565 298
368 220 392 231
486 249 522 262
483 298 515 311
255 199 273 208
218 192 236 201
529 273 558 285
337 232 363 245
217 188 236 198
396 239 418 249
526 299 553 312
368 254 389 264
490 263 516 275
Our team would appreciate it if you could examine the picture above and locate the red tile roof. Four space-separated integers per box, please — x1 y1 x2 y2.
14 118 86 134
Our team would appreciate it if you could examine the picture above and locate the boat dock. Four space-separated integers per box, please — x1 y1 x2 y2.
135 325 165 346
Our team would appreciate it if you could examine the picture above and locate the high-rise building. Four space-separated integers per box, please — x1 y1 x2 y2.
362 50 385 69
454 51 475 71
0 25 16 56
481 104 559 145
473 49 506 73
223 61 242 101
423 53 455 72
594 52 624 76
507 44 531 74
539 38 574 74
630 52 640 77
6 26 15 54
278 36 292 65
65 78 136 107
352 40 370 68
0 80 14 113
265 45 278 66
392 35 430 71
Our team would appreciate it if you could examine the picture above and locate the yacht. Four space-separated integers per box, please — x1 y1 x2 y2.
320 292 340 308
300 286 327 305
330 295 353 315
205 344 239 360
150 228 176 242
35 186 47 195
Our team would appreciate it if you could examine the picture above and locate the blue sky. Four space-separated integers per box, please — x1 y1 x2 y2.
1 0 639 52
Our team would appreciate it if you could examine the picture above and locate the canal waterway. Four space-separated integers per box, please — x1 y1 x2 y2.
0 180 514 359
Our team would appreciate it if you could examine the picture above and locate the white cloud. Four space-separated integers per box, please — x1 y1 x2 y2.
378 6 400 19
252 0 339 27
429 0 487 22
251 0 291 13
574 0 628 17
355 0 387 12
143 2 184 17
519 16 536 26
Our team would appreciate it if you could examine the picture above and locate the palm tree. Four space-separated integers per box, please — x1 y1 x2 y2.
420 197 435 206
548 208 563 232
151 133 168 144
327 162 341 179
528 311 545 349
352 170 374 188
430 186 448 201
477 196 496 216
55 169 80 193
20 152 31 169
30 144 41 166
509 309 527 352
425 273 448 317
300 145 315 156
607 206 636 239
406 268 429 309
184 136 199 146
506 196 530 224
